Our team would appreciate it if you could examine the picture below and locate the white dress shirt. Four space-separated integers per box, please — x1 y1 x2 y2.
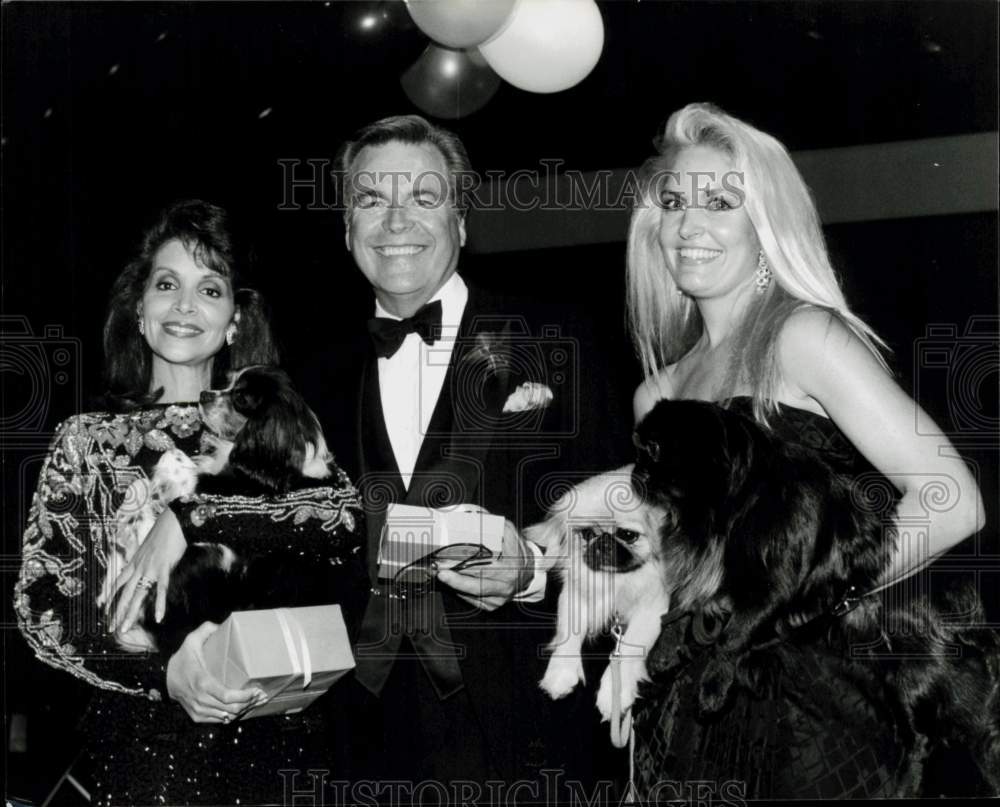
374 273 544 600
376 272 467 489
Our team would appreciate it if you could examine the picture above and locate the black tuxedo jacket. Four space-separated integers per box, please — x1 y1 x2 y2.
295 278 632 781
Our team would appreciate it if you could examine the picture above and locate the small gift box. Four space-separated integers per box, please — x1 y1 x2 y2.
203 605 355 719
377 503 505 581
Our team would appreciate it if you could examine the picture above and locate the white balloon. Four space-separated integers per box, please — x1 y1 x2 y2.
406 0 517 50
479 0 604 94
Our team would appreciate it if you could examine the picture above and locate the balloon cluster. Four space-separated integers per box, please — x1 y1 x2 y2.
401 0 605 119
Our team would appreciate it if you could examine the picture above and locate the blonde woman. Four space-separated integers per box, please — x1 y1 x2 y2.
626 103 988 797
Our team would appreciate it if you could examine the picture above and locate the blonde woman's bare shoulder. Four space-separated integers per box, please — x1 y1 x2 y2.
778 307 877 368
633 369 674 423
777 306 890 403
780 305 849 341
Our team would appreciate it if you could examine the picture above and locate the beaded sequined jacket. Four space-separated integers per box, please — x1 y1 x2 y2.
15 403 365 701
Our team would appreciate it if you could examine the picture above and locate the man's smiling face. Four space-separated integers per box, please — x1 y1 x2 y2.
345 140 466 318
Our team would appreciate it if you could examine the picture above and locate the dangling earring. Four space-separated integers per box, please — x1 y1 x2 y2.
137 315 145 336
754 250 772 294
226 324 236 346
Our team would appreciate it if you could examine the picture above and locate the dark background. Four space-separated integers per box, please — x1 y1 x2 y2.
3 1 998 802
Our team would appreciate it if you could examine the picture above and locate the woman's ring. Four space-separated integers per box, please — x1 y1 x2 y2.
136 576 156 590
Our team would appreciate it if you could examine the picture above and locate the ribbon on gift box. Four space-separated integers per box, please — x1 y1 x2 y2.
274 607 312 690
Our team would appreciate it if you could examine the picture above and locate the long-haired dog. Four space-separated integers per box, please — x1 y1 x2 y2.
525 467 670 733
633 398 1000 793
101 365 334 654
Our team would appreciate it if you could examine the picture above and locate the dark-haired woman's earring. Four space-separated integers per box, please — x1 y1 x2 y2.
226 325 236 346
754 251 772 294
137 316 145 336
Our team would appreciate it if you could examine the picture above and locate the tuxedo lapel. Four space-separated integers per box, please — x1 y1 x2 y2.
357 353 406 583
406 286 509 509
358 354 402 482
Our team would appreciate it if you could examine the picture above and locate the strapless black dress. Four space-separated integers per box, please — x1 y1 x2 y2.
631 398 919 800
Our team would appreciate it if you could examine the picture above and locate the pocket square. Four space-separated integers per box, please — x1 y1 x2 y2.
502 382 554 413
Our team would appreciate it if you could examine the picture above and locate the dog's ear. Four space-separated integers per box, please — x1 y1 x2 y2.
522 517 559 550
523 516 566 573
524 479 587 572
229 415 307 493
227 369 317 492
650 410 799 698
714 422 805 647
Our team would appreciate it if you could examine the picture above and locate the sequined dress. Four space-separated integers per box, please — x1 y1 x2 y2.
15 404 366 806
631 399 917 800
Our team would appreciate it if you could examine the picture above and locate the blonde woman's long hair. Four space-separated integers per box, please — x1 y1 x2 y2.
626 102 888 421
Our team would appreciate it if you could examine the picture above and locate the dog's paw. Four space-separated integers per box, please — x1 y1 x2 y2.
540 657 585 700
114 624 157 654
596 663 642 722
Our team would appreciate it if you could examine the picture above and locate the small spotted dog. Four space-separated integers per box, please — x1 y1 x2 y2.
101 365 333 653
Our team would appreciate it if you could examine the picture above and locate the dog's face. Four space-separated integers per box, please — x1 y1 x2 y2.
200 380 248 442
528 466 670 644
199 365 332 491
527 465 664 575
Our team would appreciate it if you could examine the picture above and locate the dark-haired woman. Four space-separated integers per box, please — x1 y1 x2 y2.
16 200 365 805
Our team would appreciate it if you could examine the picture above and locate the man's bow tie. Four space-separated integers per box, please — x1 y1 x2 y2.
367 300 443 359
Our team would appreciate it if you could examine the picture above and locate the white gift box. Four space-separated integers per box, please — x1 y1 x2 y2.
376 503 505 581
203 605 355 718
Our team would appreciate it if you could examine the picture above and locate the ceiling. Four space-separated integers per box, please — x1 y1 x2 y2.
3 0 997 323
5 0 997 179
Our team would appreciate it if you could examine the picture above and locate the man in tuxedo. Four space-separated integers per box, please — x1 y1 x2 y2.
301 115 629 794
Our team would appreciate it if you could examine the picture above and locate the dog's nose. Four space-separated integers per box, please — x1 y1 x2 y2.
584 533 618 569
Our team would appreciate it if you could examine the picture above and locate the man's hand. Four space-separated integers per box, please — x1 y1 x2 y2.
106 507 186 634
435 518 534 611
167 622 266 723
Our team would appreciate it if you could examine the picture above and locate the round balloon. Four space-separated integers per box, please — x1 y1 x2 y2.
401 44 502 119
479 0 604 93
406 0 517 49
